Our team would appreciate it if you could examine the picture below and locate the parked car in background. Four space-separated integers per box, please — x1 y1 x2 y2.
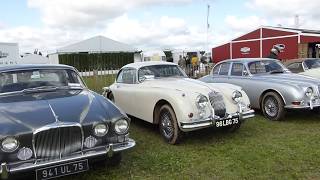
103 61 254 144
0 64 135 180
284 58 320 79
200 58 320 121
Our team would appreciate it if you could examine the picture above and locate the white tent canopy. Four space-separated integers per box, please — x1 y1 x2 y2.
56 35 138 54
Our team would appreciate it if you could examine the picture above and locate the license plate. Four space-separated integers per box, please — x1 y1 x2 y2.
36 159 89 180
215 117 239 128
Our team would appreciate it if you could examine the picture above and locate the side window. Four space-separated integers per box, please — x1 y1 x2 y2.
212 64 221 75
117 69 136 84
249 62 266 74
231 63 244 76
287 63 303 73
219 63 230 75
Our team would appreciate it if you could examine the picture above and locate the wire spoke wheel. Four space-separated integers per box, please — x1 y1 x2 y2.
261 92 285 121
158 104 182 144
264 96 279 117
160 110 174 139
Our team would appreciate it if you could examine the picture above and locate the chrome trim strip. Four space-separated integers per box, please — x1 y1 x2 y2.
0 139 135 178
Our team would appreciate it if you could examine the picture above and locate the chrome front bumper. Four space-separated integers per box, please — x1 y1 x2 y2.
180 109 255 131
285 98 320 109
0 139 135 179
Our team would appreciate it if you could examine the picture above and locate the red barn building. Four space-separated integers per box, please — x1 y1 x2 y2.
212 26 320 63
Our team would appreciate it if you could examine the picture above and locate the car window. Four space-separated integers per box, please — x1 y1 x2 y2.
304 59 320 69
117 69 136 84
138 65 186 82
218 63 230 75
231 63 244 76
212 64 221 75
287 63 304 73
0 69 82 93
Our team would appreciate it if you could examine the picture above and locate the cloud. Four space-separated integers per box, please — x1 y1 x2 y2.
225 15 267 32
27 0 193 28
103 15 207 50
246 0 320 29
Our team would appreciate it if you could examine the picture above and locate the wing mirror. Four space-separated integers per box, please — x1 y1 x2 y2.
139 75 155 82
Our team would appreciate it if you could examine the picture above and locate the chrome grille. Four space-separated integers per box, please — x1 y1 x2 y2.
34 126 82 159
208 91 226 118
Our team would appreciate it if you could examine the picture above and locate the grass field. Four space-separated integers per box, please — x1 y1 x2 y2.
63 110 320 180
82 74 116 93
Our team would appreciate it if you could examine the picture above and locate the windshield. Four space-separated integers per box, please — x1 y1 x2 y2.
138 65 187 81
248 60 287 75
304 59 320 69
0 69 85 93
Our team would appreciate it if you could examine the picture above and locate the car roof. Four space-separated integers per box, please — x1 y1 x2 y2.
122 61 177 69
218 58 279 64
0 64 75 72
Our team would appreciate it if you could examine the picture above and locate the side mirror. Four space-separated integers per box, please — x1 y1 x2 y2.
139 75 155 82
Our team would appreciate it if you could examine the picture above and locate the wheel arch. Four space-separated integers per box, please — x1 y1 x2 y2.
259 89 286 109
153 99 175 124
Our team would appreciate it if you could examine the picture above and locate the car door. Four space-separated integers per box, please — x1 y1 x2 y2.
112 68 139 116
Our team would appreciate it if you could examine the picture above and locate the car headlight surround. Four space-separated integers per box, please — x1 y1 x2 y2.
305 87 313 97
1 137 19 152
232 90 243 103
196 94 210 109
114 119 129 135
94 124 109 137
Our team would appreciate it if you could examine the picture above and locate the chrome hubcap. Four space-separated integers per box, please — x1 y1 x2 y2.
160 110 174 139
264 97 279 117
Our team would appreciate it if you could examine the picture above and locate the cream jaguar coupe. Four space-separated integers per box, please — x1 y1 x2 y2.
103 61 254 144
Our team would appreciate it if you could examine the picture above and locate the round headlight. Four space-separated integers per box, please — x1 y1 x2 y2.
94 124 108 137
196 95 209 109
305 87 313 97
232 90 243 103
114 119 129 134
1 137 18 152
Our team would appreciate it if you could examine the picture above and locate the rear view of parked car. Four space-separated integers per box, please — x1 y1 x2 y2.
0 64 135 180
200 58 320 121
103 61 254 145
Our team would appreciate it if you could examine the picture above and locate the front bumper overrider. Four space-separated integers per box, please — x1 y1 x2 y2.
0 139 135 179
180 109 255 131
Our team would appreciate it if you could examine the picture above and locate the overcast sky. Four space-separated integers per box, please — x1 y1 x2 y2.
0 0 319 54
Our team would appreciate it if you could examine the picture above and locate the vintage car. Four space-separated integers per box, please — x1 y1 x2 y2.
200 58 320 121
103 61 254 144
0 64 135 180
284 58 320 79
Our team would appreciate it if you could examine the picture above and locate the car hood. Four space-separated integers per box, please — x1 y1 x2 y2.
0 89 122 136
143 78 220 95
251 73 320 87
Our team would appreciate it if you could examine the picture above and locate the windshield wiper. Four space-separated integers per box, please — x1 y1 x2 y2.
22 86 59 94
269 70 284 74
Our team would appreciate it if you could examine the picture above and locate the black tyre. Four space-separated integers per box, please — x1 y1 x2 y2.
158 104 182 144
106 153 122 166
261 92 285 121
